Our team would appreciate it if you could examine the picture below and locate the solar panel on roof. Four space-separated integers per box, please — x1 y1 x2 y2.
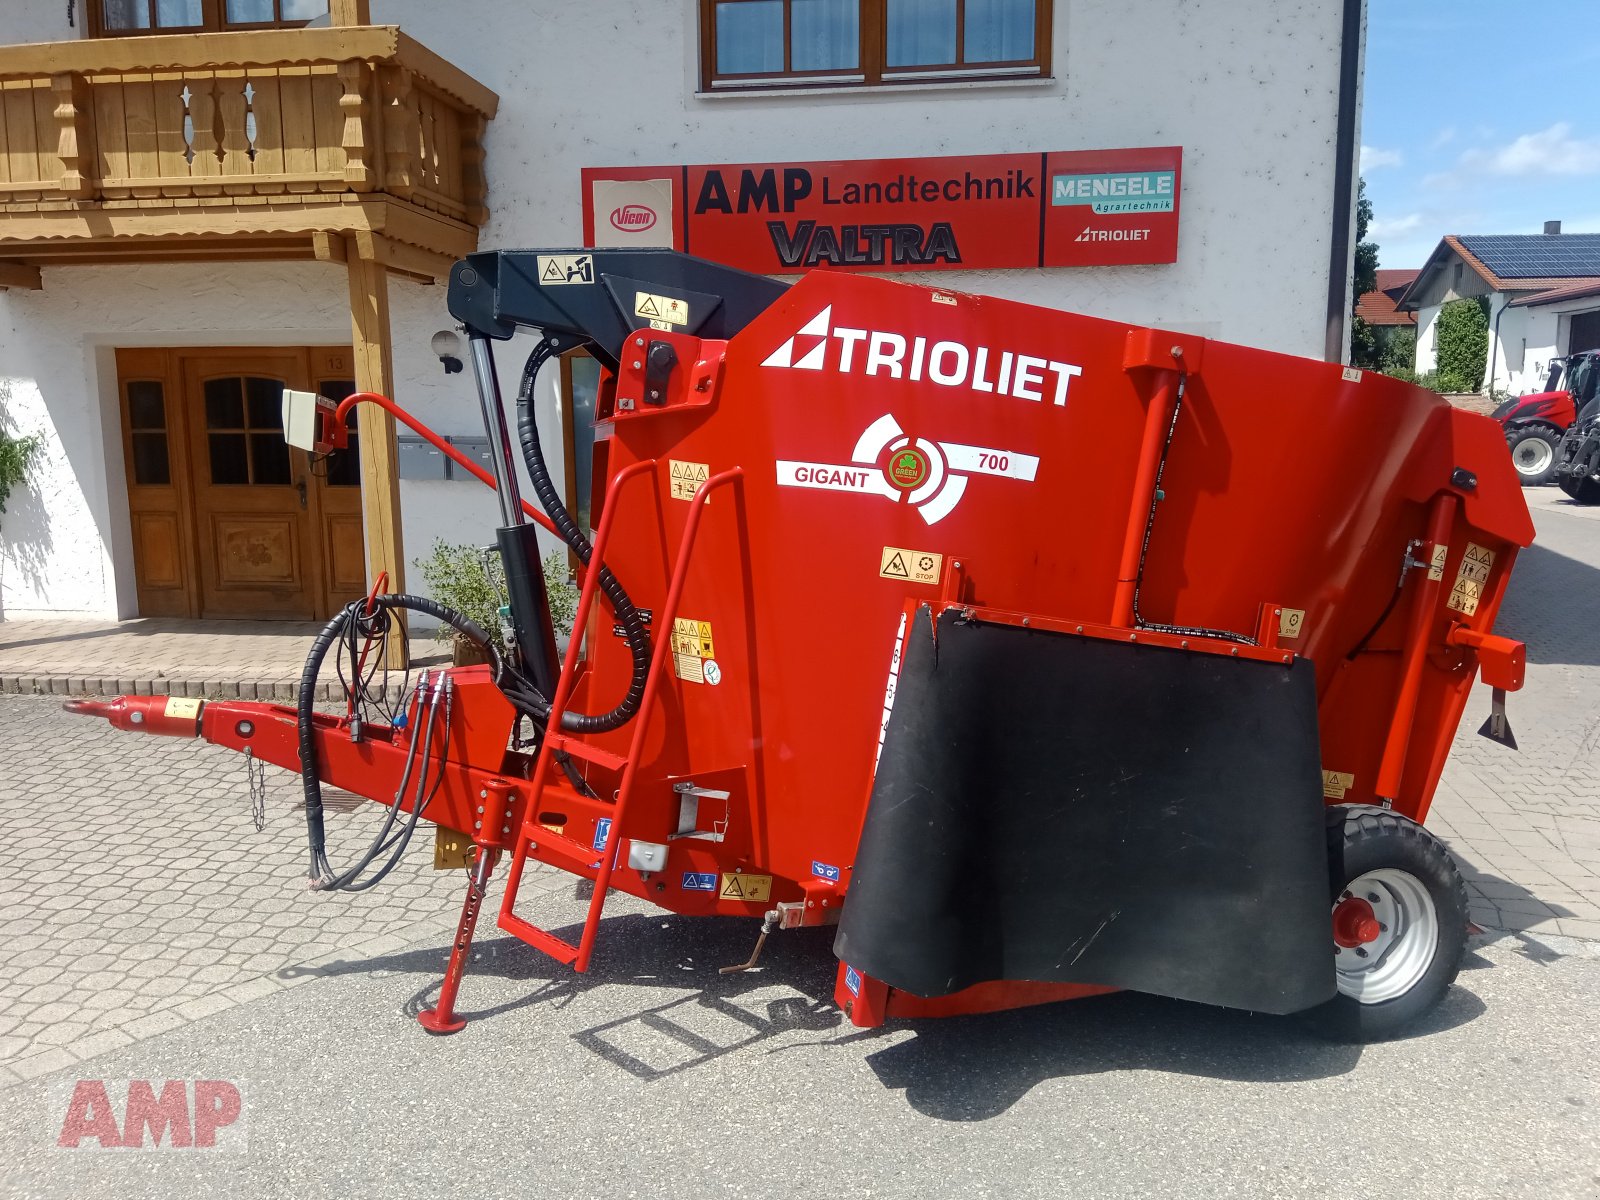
1459 233 1600 278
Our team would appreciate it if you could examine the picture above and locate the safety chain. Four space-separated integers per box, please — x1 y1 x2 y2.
245 746 268 832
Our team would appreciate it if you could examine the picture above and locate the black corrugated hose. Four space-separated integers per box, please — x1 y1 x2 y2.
512 339 652 733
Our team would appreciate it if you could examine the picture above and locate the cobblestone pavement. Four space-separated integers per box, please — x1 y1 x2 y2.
1429 494 1600 941
0 488 1594 1084
0 693 565 1085
0 616 447 700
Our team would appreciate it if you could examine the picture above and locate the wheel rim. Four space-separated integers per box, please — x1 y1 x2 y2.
1514 437 1554 476
1332 868 1438 1004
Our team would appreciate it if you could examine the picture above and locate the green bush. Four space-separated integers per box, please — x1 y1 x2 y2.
1434 298 1489 393
1381 329 1417 377
414 540 579 654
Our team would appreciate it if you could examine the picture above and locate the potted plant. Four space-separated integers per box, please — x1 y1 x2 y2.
415 540 578 667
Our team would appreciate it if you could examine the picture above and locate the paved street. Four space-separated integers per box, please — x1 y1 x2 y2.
0 493 1596 1197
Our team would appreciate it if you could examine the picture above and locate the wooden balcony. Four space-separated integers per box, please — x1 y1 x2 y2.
0 25 498 286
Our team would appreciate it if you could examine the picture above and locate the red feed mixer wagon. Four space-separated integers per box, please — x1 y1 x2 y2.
70 249 1533 1042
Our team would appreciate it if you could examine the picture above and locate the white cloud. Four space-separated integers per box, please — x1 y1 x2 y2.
1369 213 1424 238
1360 144 1404 171
1429 127 1456 151
1459 123 1600 177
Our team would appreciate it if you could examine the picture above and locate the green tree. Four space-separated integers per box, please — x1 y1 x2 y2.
1349 179 1382 368
1434 298 1489 393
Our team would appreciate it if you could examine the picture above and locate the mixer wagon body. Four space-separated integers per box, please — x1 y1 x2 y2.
70 249 1533 1041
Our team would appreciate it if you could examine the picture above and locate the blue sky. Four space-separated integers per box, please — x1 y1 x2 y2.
1360 1 1600 272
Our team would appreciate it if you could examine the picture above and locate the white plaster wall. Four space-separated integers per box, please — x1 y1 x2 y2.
1486 294 1520 395
5 2 74 44
1 262 344 618
0 262 569 620
0 0 1351 620
1415 305 1441 373
375 0 1348 355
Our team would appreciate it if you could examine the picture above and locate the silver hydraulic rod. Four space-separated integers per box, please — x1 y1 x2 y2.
468 334 526 528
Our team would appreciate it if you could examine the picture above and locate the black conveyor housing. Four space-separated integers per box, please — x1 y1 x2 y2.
446 248 788 370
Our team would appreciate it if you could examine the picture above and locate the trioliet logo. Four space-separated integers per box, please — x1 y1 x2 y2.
761 305 1085 407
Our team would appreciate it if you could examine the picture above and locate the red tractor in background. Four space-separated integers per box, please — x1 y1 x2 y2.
1496 350 1600 485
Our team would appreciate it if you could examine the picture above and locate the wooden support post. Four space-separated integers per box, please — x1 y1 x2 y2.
344 236 408 668
328 0 372 25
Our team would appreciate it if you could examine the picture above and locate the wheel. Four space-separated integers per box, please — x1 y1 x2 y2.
1299 804 1468 1042
1506 425 1560 485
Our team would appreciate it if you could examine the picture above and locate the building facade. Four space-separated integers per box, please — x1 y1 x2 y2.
0 0 1362 627
1402 227 1600 396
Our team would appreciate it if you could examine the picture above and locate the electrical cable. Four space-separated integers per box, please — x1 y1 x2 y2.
1129 370 1260 647
298 593 501 886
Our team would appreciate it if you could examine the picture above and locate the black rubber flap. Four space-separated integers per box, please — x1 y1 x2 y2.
835 607 1334 1015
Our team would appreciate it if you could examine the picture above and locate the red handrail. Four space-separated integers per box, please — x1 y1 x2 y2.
335 391 560 537
573 467 744 970
496 457 659 933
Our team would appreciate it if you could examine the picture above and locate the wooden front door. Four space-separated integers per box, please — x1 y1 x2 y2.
117 347 364 620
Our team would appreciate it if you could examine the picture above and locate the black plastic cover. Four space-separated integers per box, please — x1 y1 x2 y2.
834 607 1334 1015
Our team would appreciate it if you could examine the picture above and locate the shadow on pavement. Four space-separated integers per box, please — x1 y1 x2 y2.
1500 541 1600 667
274 907 1491 1118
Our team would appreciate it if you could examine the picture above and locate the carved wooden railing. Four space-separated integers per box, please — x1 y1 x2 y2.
0 26 495 224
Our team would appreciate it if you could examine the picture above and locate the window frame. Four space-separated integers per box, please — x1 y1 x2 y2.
87 0 326 38
699 0 1052 93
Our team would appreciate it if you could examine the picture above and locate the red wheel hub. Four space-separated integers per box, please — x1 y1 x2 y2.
1333 896 1381 947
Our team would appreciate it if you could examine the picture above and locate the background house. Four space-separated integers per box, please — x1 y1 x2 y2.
1355 267 1418 353
1399 223 1600 395
0 0 1365 637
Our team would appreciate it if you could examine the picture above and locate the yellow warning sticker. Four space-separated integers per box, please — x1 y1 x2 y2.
879 546 943 587
1341 366 1362 383
672 617 715 659
1446 542 1496 616
634 291 689 326
1428 543 1449 582
672 617 716 684
163 696 202 719
1322 769 1355 799
434 827 473 870
1278 608 1305 639
669 459 710 502
720 873 772 903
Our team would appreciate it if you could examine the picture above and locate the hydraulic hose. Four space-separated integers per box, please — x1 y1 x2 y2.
298 593 501 886
515 340 652 733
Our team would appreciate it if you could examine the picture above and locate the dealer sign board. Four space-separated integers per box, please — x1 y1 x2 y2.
582 146 1181 274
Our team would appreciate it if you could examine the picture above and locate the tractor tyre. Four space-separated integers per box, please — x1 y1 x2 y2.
1558 474 1600 505
1507 425 1561 486
1299 804 1468 1043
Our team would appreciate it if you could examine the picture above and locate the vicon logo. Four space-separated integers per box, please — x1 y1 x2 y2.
762 306 1084 407
609 204 658 232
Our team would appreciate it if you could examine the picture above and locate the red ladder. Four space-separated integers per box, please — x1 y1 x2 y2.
497 460 743 972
